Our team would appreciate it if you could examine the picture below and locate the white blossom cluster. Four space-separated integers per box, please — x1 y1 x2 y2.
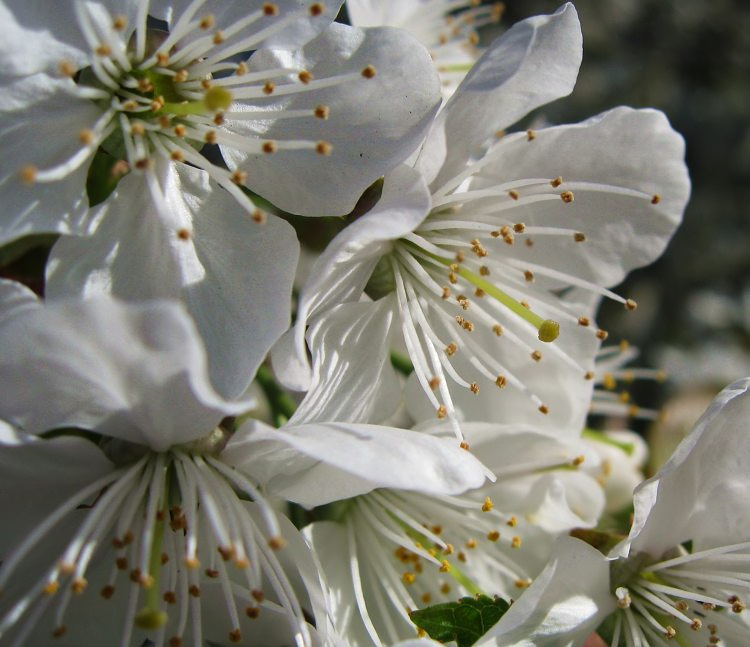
0 1 747 646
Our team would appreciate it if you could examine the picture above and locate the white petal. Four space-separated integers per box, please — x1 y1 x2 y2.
224 420 489 507
469 107 690 289
291 298 402 425
627 377 750 556
0 2 91 75
223 23 441 216
0 278 39 325
417 3 582 188
274 164 430 391
0 297 248 450
0 74 98 245
47 162 299 399
480 536 613 647
0 431 114 557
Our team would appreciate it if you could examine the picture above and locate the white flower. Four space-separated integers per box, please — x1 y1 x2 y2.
298 421 605 646
481 378 750 647
0 281 327 646
0 0 442 245
280 3 690 441
346 0 505 98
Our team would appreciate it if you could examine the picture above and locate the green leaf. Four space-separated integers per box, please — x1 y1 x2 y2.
409 594 511 647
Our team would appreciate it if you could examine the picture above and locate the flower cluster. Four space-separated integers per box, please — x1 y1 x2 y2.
0 2 745 647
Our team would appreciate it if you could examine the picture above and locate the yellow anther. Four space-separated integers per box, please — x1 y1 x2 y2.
487 530 500 542
316 141 333 155
268 536 286 550
495 375 507 388
436 405 447 419
506 516 518 527
439 560 451 572
482 497 494 512
493 324 503 336
531 350 542 362
470 382 480 394
507 189 520 200
651 194 662 204
262 141 278 154
361 65 377 79
574 232 586 242
511 536 522 548
550 176 563 187
526 129 536 141
309 2 325 16
560 191 575 203
298 70 314 84
314 105 330 119
538 404 549 415
403 572 416 584
428 377 441 390
263 3 279 15
625 299 638 311
199 14 215 29
20 165 38 184
229 629 242 643
572 455 585 467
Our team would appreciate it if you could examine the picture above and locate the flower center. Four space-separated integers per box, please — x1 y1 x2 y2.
0 443 307 645
608 542 750 646
19 1 356 220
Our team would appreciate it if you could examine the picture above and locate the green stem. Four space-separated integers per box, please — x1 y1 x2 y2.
256 364 298 427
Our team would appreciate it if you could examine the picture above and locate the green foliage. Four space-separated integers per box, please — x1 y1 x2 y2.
409 594 510 647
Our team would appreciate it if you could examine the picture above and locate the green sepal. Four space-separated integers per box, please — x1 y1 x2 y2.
409 594 511 647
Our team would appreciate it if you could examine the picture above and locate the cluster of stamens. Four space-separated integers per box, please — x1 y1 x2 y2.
610 542 750 646
377 127 665 438
341 489 535 645
0 449 306 645
20 0 377 228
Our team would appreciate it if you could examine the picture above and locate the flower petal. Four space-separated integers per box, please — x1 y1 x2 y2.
274 163 430 391
481 536 613 646
417 3 582 188
290 298 402 425
223 23 441 216
0 74 98 245
224 420 489 507
468 107 690 290
46 161 299 399
0 296 248 450
627 377 750 556
0 429 114 558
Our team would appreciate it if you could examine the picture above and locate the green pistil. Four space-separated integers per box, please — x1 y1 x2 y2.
454 264 559 342
437 63 474 74
407 242 560 342
134 483 169 629
583 428 636 456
